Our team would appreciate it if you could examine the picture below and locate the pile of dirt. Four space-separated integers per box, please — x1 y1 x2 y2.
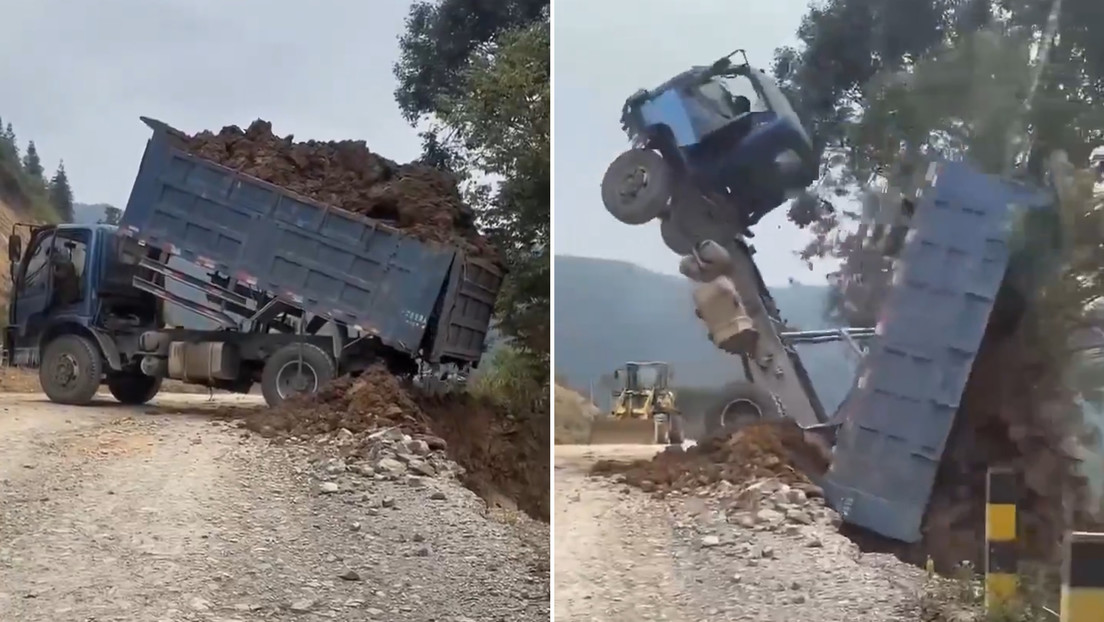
241 365 548 522
173 120 498 261
242 367 430 438
591 420 829 495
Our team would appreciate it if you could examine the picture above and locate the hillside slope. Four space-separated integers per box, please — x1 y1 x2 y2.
0 197 38 306
554 255 860 414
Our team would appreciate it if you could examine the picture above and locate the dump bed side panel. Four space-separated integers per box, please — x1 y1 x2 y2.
821 161 1056 542
120 121 459 359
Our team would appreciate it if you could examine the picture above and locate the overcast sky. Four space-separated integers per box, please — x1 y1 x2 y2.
554 0 835 285
0 0 422 208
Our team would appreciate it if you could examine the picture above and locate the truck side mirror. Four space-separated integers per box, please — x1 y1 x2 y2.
7 234 21 263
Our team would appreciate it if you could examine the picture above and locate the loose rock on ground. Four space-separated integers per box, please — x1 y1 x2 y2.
557 443 928 621
0 389 549 621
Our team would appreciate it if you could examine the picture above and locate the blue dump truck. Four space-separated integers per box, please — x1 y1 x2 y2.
2 117 503 407
599 48 1075 543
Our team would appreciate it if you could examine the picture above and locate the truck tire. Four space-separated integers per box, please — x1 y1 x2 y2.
660 214 695 254
107 372 162 405
261 342 337 407
601 149 672 225
703 381 782 438
39 334 103 405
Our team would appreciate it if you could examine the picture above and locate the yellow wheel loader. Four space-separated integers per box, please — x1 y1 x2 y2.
588 361 685 445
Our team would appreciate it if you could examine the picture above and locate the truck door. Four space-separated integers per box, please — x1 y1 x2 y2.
9 231 56 361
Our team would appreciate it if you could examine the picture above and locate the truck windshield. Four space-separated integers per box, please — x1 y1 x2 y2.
754 71 812 146
692 77 765 118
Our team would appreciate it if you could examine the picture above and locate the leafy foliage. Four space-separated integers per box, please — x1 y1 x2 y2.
394 1 550 395
99 205 122 226
394 0 549 123
778 0 1104 323
437 22 550 359
470 344 548 414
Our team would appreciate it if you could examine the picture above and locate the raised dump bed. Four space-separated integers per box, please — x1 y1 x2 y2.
118 117 501 366
820 160 1061 542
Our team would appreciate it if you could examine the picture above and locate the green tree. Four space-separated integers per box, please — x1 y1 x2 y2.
48 161 74 223
394 0 548 125
22 140 44 184
394 1 550 372
437 22 550 358
0 115 15 163
777 0 1104 322
100 205 122 226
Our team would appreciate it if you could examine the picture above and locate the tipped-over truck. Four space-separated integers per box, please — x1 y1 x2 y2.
601 48 1066 544
3 117 502 407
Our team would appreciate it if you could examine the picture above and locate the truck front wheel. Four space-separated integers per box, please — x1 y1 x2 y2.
261 342 337 407
40 334 103 405
601 149 672 225
107 372 162 405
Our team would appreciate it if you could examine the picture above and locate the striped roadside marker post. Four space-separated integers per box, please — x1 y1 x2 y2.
985 467 1019 612
1061 531 1104 622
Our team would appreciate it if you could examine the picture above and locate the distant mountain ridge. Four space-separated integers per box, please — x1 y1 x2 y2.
554 254 859 413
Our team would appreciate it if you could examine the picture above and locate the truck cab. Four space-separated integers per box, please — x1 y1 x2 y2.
4 223 163 403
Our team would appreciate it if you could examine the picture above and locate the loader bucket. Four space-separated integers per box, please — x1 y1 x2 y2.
588 417 658 445
820 160 1061 543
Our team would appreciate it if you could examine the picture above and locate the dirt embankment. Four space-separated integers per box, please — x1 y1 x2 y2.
0 196 40 304
239 366 549 522
553 383 597 444
172 120 498 262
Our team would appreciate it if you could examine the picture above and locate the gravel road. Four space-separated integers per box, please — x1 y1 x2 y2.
0 393 549 622
554 443 929 622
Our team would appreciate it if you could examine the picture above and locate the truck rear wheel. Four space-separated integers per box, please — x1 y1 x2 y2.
40 334 102 405
703 381 781 438
107 372 162 405
261 342 336 407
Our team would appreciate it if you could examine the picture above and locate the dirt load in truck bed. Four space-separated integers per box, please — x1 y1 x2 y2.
175 119 498 262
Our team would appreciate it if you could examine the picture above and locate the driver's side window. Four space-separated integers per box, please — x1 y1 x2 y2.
21 234 54 292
